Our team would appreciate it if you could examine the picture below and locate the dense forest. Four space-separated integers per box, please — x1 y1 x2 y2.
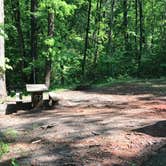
1 0 166 92
0 1 166 165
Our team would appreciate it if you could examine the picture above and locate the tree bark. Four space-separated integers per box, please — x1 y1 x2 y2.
137 0 143 76
108 0 115 55
93 0 102 66
60 63 64 85
135 0 138 60
150 0 155 51
45 11 54 88
31 0 38 83
82 0 92 78
123 0 128 53
0 0 7 98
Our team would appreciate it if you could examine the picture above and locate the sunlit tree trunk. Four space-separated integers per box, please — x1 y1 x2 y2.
150 0 155 51
93 0 102 67
123 0 128 53
45 11 54 88
0 0 7 98
137 0 143 76
108 0 115 55
135 0 138 62
82 0 92 78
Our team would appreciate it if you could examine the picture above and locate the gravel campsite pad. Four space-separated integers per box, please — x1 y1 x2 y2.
0 80 166 166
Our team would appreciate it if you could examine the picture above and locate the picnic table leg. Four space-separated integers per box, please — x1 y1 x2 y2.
31 92 43 108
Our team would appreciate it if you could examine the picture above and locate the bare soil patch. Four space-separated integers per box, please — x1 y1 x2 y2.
0 80 166 166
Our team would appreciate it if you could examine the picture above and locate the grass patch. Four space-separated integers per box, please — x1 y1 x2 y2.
0 141 9 159
1 128 18 142
1 77 166 103
50 77 166 92
93 77 166 88
50 84 77 92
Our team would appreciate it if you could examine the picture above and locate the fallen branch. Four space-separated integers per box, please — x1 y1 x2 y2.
40 123 56 130
32 139 42 144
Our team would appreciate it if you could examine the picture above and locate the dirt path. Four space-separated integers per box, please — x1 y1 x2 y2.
0 80 166 166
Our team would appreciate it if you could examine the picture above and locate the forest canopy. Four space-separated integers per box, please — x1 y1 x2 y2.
3 0 166 90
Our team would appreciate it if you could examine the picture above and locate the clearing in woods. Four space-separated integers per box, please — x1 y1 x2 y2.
0 79 166 166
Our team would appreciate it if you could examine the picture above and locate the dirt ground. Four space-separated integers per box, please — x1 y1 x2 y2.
0 80 166 166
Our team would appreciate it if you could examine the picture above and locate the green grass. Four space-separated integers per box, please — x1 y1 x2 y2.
1 77 165 103
49 77 166 92
4 128 18 140
0 141 9 159
93 77 166 88
50 84 77 92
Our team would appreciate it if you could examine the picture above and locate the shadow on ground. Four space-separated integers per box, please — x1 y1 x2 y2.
82 80 166 97
142 145 166 166
133 121 166 137
0 80 166 166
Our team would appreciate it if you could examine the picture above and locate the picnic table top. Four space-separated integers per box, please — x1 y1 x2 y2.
26 84 48 93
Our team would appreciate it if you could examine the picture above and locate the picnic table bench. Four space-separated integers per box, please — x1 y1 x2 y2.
26 84 48 107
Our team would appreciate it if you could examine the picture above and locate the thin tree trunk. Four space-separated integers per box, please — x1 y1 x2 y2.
159 12 166 57
60 63 64 85
11 0 26 83
82 0 92 78
151 0 155 51
123 0 128 53
92 0 99 56
138 0 143 76
92 0 99 47
93 0 102 66
161 13 166 47
108 0 115 55
45 11 54 88
31 0 38 83
0 0 7 98
135 0 138 61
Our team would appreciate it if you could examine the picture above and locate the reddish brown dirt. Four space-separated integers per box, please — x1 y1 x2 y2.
0 80 166 166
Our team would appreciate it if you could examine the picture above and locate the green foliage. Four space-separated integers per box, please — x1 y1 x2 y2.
0 141 9 159
0 23 8 38
4 0 166 90
3 128 18 142
39 0 76 17
0 58 12 77
11 158 19 166
0 66 5 76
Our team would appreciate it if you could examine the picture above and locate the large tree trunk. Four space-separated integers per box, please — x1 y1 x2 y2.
31 0 38 83
45 11 54 88
11 0 26 83
82 0 92 78
0 0 7 98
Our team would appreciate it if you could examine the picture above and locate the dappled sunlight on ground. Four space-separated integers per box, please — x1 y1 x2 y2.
0 81 166 165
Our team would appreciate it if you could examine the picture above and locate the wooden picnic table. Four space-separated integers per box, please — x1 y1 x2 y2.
26 84 48 107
